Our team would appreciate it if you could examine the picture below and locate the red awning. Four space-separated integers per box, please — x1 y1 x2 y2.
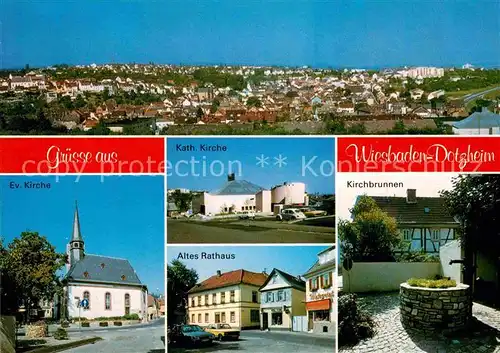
306 299 331 311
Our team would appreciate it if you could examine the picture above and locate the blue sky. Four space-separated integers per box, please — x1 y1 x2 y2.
0 176 165 295
167 245 329 281
2 0 499 69
167 137 335 194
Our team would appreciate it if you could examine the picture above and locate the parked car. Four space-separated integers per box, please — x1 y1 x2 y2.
300 208 328 217
276 208 306 221
168 324 215 346
239 211 256 220
205 323 240 341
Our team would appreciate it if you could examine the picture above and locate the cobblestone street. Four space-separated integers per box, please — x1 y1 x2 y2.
339 292 500 353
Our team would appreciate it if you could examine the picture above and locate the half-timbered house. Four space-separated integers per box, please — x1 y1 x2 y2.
361 189 460 254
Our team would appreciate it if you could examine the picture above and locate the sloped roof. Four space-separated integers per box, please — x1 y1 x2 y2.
368 196 459 225
259 268 306 291
66 254 143 287
188 269 268 294
210 180 264 195
453 110 500 129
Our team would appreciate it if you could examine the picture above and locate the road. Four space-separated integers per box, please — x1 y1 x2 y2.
463 86 500 103
169 330 335 353
167 219 335 244
66 318 165 353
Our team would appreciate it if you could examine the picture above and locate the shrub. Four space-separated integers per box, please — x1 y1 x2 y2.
397 251 440 263
60 321 70 328
81 322 90 327
338 293 375 346
113 321 123 326
99 322 109 327
123 313 140 320
53 328 68 340
407 278 456 288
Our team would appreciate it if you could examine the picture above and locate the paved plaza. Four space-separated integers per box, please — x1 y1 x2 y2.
339 292 500 353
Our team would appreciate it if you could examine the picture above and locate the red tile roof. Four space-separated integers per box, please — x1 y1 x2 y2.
188 269 268 294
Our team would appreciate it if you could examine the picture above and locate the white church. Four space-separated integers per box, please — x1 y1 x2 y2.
61 203 148 321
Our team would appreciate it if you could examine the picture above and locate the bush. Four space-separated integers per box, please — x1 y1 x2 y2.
113 321 123 326
397 251 440 263
81 322 90 327
407 278 456 288
99 322 109 327
338 293 375 346
123 313 140 320
53 328 68 340
60 321 70 328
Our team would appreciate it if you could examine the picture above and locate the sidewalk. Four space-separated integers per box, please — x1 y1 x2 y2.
18 318 162 334
16 335 101 353
251 329 336 340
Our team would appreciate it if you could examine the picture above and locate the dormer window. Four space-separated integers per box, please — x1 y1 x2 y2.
121 275 126 281
83 271 89 278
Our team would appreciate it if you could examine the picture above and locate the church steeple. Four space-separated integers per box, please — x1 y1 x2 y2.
71 201 83 242
68 201 84 267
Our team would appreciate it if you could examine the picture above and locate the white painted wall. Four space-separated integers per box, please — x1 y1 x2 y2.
342 262 441 293
453 127 500 135
256 190 272 213
439 240 462 283
202 194 256 215
271 183 306 205
67 284 147 320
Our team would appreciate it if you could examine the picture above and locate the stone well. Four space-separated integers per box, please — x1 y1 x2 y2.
400 282 472 333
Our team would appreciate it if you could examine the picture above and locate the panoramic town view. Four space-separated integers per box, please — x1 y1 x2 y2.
337 173 500 352
1 1 499 136
167 137 335 243
166 245 336 353
0 176 165 353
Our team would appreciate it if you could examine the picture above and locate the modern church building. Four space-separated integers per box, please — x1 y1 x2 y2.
61 203 148 320
191 174 309 215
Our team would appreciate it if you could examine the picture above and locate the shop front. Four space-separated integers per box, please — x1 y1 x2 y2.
306 294 334 334
261 306 291 331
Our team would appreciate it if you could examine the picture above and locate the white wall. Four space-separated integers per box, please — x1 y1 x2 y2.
342 262 441 293
439 240 462 283
453 127 498 135
68 284 147 320
271 183 306 205
256 190 272 213
203 194 255 215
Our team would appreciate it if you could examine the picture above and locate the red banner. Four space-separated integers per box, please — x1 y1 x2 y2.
337 136 500 173
0 137 165 173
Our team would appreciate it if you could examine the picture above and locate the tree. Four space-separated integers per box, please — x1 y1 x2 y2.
196 107 204 120
246 96 262 108
169 190 194 212
74 94 86 109
1 232 66 322
339 195 402 262
167 260 198 326
86 120 111 135
440 175 500 287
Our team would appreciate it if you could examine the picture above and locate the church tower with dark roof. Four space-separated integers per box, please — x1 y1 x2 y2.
68 201 85 268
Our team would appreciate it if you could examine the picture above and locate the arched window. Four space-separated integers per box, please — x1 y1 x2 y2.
105 292 111 310
124 293 130 315
83 291 90 310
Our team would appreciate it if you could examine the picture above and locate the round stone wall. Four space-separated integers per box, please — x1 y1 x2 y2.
400 282 472 333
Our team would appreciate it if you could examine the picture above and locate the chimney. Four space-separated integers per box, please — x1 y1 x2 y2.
406 189 417 204
216 270 221 277
227 173 235 182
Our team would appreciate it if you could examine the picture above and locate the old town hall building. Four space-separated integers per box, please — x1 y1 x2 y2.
61 203 148 320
